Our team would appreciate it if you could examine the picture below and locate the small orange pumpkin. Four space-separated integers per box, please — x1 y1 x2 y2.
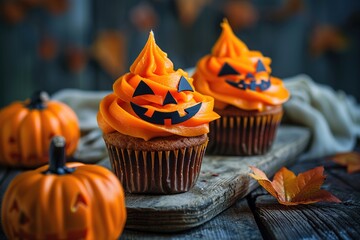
0 91 80 168
1 136 127 240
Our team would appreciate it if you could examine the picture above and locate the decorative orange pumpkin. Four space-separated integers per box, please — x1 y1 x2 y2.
0 91 80 168
1 136 127 240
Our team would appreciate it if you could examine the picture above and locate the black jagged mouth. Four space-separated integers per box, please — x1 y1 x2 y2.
130 102 202 125
225 78 271 91
219 61 271 91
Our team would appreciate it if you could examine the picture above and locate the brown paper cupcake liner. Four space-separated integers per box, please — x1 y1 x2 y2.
105 141 208 194
207 110 283 156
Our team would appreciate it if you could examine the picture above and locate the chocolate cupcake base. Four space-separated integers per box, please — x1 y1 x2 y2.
207 105 283 156
103 132 208 194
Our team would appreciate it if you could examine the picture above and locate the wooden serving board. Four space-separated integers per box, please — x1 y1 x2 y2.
99 125 310 233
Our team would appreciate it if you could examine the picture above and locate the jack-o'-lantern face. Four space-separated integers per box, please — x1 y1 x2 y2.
7 193 88 240
218 60 271 91
2 137 126 240
7 132 57 164
130 76 202 125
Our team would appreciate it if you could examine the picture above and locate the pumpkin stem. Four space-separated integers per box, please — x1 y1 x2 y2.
27 91 49 109
43 136 75 175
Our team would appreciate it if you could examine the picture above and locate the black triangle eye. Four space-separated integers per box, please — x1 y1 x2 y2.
10 200 19 212
178 76 194 92
256 60 266 72
218 63 239 76
133 80 155 97
246 73 255 79
163 91 177 105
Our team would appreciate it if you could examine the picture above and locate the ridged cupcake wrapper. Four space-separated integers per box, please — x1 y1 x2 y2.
105 141 208 194
207 111 283 156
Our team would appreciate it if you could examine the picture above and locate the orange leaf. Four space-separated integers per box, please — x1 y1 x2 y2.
90 31 126 77
329 152 360 174
249 166 341 205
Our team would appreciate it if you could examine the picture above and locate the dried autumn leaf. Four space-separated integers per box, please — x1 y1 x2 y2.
91 31 126 77
330 152 360 173
249 166 341 205
175 0 210 27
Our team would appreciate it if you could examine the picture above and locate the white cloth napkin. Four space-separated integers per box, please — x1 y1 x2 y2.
52 74 360 162
283 74 360 160
52 89 110 163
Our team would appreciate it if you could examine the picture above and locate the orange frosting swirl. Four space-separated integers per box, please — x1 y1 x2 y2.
98 31 219 141
193 19 290 111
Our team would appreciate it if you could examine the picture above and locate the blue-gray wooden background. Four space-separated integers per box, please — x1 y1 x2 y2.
0 0 359 108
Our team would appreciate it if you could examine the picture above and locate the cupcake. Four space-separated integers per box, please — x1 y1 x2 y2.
97 31 219 194
192 20 290 156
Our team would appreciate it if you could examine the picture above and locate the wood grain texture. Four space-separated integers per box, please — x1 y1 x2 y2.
254 195 360 240
250 152 360 240
120 197 262 240
0 168 9 189
99 125 311 232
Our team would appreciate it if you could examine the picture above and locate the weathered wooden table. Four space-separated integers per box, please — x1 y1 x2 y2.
0 126 359 239
119 148 360 239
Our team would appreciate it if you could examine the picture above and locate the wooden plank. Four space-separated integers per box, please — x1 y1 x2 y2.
287 157 360 199
249 152 360 240
0 168 9 185
253 195 360 239
120 197 262 240
99 125 310 232
326 167 360 192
